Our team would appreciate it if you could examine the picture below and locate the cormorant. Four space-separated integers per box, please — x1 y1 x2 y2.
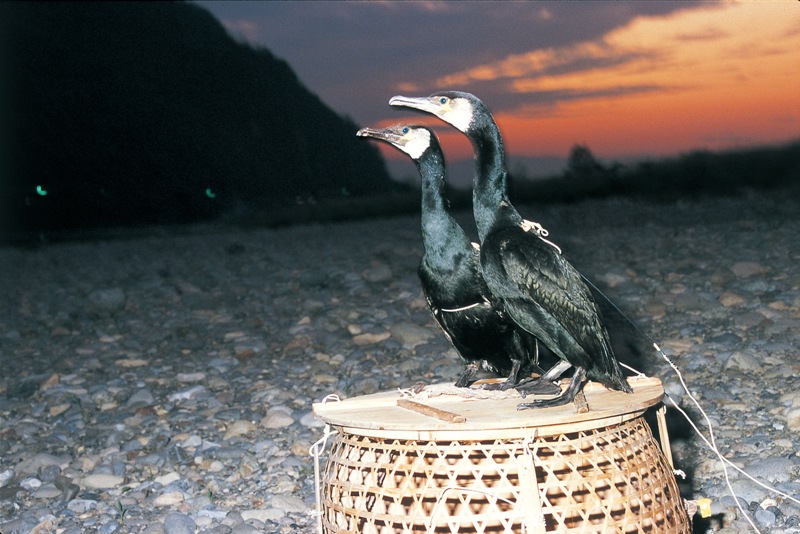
356 124 552 391
389 92 631 408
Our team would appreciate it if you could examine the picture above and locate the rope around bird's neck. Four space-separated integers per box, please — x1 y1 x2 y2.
438 220 560 315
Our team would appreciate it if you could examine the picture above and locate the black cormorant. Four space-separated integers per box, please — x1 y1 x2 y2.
389 92 631 408
357 124 552 390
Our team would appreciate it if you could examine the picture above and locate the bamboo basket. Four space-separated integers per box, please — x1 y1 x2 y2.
313 376 690 533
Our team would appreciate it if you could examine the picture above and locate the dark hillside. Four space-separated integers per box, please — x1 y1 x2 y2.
3 2 396 235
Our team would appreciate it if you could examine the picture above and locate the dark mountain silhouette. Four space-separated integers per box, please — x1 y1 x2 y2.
2 2 398 235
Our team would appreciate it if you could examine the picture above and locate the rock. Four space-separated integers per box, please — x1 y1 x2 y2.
261 408 294 429
115 358 149 368
176 372 206 383
352 331 390 346
730 261 769 278
230 524 262 534
222 511 244 526
727 478 769 504
20 477 41 490
312 373 337 384
0 468 15 488
719 291 745 307
754 506 776 528
33 484 62 499
179 435 203 448
240 509 284 522
163 512 196 534
81 474 124 489
710 267 737 286
49 403 71 417
786 407 800 432
88 287 126 312
66 498 97 514
167 385 207 401
723 351 761 373
40 373 60 390
126 388 155 408
601 271 628 288
389 322 434 350
745 457 795 484
153 491 185 507
154 472 181 486
362 263 392 283
224 420 257 439
270 494 307 513
15 453 67 476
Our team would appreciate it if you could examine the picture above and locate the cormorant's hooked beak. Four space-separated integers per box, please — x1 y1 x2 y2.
356 127 402 144
389 95 441 115
390 94 470 133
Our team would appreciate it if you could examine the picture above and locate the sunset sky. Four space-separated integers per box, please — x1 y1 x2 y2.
197 1 800 182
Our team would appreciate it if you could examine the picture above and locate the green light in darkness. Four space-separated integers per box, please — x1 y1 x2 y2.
36 185 48 196
205 187 216 199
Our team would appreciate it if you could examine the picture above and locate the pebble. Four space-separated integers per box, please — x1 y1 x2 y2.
224 420 257 439
167 385 207 401
270 494 307 513
352 331 391 346
389 321 435 349
81 474 124 489
241 509 284 522
163 512 196 534
126 388 156 408
261 409 294 429
0 469 14 488
88 287 126 312
1 191 798 533
153 492 185 507
745 457 796 484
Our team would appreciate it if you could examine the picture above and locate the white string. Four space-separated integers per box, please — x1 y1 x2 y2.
578 272 800 531
308 394 341 534
440 219 561 316
650 347 759 532
619 361 647 378
665 384 800 509
621 343 789 532
439 302 482 313
520 219 562 255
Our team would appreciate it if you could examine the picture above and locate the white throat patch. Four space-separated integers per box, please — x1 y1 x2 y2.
400 128 431 160
445 98 474 133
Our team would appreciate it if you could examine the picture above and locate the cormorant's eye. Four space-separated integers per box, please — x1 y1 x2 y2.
402 127 409 134
439 97 448 104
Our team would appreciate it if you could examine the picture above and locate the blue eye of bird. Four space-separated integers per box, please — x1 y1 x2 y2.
439 97 448 104
402 127 409 134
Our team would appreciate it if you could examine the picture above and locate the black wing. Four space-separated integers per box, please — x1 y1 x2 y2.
480 225 629 391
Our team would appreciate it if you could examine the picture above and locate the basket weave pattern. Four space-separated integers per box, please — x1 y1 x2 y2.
321 416 689 533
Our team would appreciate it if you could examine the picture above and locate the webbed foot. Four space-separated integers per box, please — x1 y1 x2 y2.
517 367 587 410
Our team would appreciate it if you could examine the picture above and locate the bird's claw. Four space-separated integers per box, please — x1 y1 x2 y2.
478 379 519 391
516 394 573 410
514 379 562 397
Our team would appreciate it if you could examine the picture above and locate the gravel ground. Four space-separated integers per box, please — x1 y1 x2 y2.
1 189 799 533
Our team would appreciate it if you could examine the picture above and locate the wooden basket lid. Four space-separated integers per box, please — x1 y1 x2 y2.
313 376 663 440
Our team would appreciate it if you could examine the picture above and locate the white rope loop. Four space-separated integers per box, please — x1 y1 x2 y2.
520 219 562 255
309 394 341 534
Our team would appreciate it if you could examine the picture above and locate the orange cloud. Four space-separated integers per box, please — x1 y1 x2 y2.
435 3 800 159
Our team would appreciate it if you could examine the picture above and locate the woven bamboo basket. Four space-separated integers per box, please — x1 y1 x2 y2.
313 376 690 533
